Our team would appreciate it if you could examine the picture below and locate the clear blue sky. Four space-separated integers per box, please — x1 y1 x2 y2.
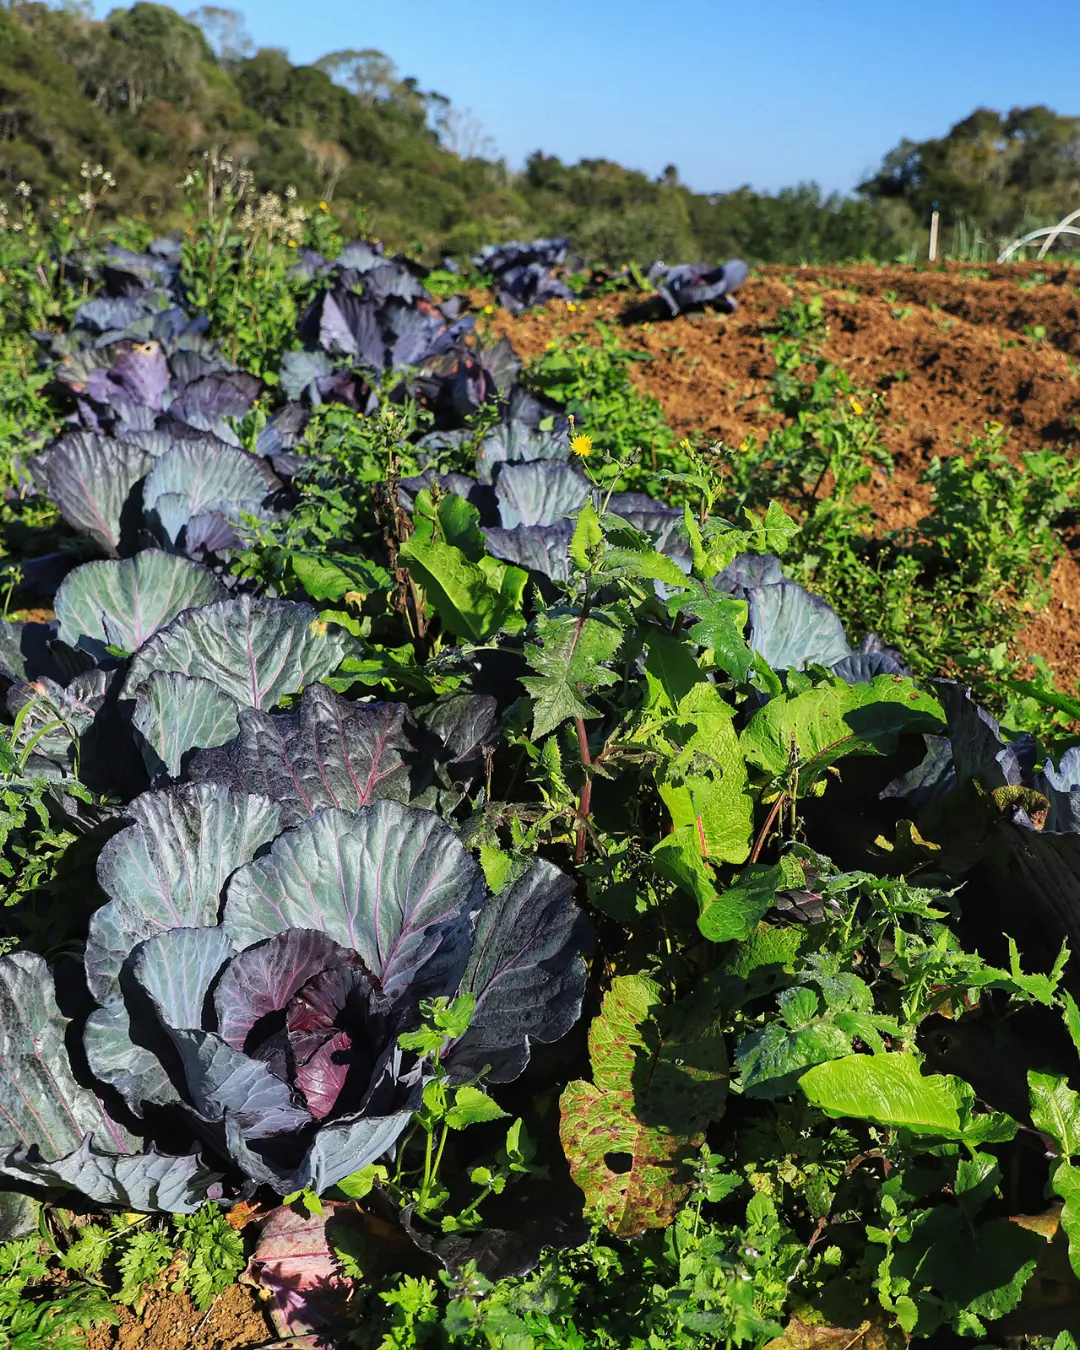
93 0 1080 196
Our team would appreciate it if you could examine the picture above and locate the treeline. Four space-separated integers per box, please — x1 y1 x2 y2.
1 1 1078 263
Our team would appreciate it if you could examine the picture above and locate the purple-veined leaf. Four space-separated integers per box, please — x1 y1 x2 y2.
447 860 592 1083
132 671 242 783
123 596 355 710
130 927 236 1031
223 801 485 1001
189 685 427 828
214 929 357 1054
54 551 225 660
30 433 157 556
87 784 281 1003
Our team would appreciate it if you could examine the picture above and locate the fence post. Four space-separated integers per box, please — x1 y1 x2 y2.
928 203 940 262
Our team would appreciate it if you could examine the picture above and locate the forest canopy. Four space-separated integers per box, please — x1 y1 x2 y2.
1 1 1078 263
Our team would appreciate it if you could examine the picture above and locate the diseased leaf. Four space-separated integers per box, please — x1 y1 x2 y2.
559 975 727 1238
124 595 355 709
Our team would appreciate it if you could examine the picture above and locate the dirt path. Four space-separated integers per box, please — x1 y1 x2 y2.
486 262 1080 684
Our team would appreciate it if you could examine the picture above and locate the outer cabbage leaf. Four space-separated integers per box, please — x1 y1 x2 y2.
124 596 355 709
223 801 485 1001
54 551 225 660
475 422 568 484
188 684 427 828
936 680 1035 791
494 463 590 528
0 954 217 1212
87 784 281 1003
142 440 280 545
30 434 157 556
132 671 242 783
131 927 236 1031
446 861 593 1082
482 523 574 584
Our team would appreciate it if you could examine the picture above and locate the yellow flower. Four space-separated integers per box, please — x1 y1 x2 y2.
987 420 1003 434
287 240 297 248
570 433 593 458
849 397 863 415
566 301 577 312
545 341 557 351
319 201 329 212
482 304 494 315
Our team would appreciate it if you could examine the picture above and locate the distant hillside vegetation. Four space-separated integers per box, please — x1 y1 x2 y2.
1 2 1078 262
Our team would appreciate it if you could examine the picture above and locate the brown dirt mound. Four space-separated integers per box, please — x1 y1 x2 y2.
484 262 1080 685
82 1282 272 1350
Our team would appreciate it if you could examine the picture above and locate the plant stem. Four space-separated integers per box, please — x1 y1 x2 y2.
574 717 592 864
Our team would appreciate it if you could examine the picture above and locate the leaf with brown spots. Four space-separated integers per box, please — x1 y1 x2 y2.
559 974 728 1238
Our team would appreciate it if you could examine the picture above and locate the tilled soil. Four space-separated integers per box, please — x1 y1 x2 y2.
485 261 1080 683
82 1282 273 1350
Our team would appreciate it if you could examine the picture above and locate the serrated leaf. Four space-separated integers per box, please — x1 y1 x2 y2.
1053 1160 1080 1279
569 499 603 571
521 610 622 739
445 1086 509 1131
1029 1071 1080 1158
667 589 753 682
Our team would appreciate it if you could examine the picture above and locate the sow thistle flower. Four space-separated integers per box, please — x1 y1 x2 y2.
849 397 864 415
570 433 593 458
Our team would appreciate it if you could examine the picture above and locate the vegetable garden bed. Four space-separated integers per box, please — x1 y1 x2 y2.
1 195 1080 1349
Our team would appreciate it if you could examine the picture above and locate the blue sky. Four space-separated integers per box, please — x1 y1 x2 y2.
93 1 1080 196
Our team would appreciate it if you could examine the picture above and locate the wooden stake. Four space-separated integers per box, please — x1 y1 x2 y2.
928 209 940 262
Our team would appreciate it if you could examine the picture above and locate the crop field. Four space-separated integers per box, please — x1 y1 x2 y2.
5 172 1080 1350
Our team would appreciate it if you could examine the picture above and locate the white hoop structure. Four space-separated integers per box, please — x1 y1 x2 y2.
997 223 1080 263
1037 206 1080 260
